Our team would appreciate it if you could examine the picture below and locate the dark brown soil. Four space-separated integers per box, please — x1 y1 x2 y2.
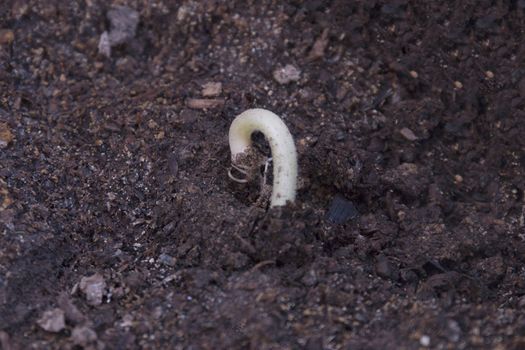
1 1 525 349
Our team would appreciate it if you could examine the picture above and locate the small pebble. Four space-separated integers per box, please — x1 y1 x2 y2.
485 70 494 79
37 308 65 333
71 326 98 347
447 320 462 342
454 174 463 183
454 81 463 89
201 82 222 97
147 119 158 129
158 253 176 267
79 273 106 306
409 70 418 78
106 5 139 45
399 127 418 141
98 5 139 57
335 130 346 141
301 269 318 287
420 335 430 347
273 64 301 85
98 32 111 57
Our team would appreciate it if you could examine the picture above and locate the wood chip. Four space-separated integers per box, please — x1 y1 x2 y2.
186 98 224 109
0 123 13 148
0 29 14 45
1 188 13 209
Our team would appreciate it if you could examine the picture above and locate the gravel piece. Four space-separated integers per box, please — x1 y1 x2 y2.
71 326 98 347
158 253 176 267
37 308 65 333
79 273 106 306
98 5 139 57
399 127 418 141
202 82 222 97
273 64 301 84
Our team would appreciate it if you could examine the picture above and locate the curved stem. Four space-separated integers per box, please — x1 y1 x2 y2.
229 108 298 207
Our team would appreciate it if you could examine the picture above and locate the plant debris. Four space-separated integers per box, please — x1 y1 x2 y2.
0 29 14 45
0 123 13 148
186 98 225 109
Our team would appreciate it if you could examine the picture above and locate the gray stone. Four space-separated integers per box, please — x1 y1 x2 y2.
37 308 65 333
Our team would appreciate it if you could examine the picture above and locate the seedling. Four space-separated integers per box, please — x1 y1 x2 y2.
228 108 298 207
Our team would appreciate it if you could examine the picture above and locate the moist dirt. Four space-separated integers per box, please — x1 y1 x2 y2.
1 1 525 349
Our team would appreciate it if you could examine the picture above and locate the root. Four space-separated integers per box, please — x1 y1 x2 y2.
261 157 272 186
229 149 274 208
228 163 250 183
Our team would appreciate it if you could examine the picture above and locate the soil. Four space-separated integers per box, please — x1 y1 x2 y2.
1 0 525 349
